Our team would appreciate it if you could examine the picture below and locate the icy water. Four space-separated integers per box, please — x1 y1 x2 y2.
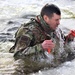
0 0 75 75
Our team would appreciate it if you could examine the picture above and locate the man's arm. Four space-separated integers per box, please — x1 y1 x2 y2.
14 35 43 54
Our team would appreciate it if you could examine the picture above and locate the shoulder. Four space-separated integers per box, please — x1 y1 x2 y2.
22 19 39 30
15 19 40 37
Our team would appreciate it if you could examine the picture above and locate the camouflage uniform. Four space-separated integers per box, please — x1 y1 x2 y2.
9 15 75 74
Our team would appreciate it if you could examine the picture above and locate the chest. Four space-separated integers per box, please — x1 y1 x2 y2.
32 28 51 44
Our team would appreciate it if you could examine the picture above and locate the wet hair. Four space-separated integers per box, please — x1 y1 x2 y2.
41 4 61 18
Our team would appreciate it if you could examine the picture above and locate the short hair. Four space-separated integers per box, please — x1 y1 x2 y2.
41 4 61 18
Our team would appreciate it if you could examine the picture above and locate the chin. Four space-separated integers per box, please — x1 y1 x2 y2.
52 28 55 31
53 27 56 30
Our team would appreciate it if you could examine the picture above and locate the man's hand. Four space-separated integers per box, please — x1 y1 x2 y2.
66 30 75 41
41 40 55 51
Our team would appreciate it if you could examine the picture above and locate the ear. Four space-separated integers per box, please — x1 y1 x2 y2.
43 15 49 23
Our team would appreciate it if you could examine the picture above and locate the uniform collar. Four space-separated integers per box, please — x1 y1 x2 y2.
37 15 55 35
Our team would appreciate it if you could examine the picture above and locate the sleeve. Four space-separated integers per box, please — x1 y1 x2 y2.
14 25 43 55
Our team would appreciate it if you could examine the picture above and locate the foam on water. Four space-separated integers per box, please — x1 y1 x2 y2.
0 0 75 75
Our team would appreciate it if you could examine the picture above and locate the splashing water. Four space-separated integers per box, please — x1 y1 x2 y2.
56 27 65 56
0 0 75 75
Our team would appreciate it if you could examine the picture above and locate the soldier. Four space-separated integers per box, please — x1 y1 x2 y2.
9 4 75 74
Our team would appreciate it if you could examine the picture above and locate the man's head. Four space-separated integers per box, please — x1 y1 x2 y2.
41 4 61 30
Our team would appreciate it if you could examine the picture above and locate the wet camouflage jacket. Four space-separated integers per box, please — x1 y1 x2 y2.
9 15 75 63
10 15 55 53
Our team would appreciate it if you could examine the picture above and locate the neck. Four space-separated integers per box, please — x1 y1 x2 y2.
37 15 55 34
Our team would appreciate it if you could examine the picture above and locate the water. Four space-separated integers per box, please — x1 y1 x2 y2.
0 0 75 75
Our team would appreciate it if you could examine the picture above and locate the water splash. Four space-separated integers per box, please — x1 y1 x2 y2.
56 27 65 56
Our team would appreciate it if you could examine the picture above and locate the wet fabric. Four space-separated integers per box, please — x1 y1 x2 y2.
9 15 75 74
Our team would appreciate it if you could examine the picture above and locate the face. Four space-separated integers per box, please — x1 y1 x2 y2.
44 13 61 30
